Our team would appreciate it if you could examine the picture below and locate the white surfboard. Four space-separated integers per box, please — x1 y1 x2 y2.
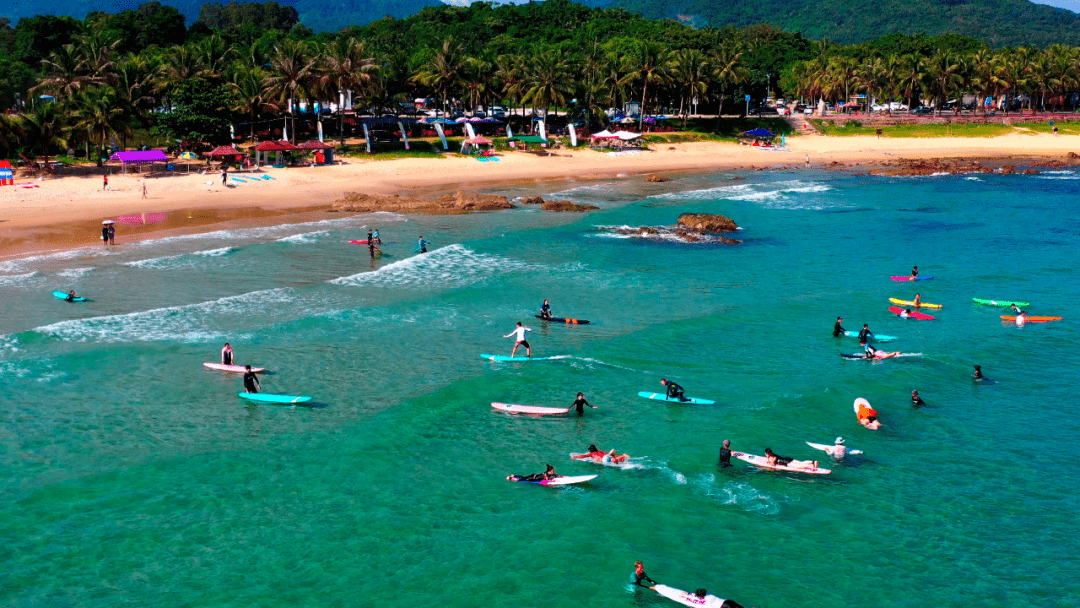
510 474 597 486
204 363 265 373
854 397 870 414
732 451 831 474
806 442 863 455
654 584 727 607
491 402 570 415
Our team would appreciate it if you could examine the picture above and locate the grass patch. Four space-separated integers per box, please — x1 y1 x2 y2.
1013 122 1080 135
642 132 726 144
341 140 449 159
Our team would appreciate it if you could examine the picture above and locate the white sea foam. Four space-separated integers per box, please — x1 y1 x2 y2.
649 180 838 209
0 271 40 285
330 244 539 289
694 475 781 515
33 288 292 343
0 247 112 274
125 247 236 269
275 230 328 244
55 267 94 279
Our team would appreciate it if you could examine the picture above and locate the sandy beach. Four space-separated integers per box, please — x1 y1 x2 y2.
3 133 1079 257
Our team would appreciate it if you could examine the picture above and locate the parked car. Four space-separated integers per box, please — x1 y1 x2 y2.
940 102 957 111
747 106 778 116
774 106 791 115
472 110 487 118
910 106 934 115
803 107 814 115
888 101 909 111
490 105 507 118
367 130 400 143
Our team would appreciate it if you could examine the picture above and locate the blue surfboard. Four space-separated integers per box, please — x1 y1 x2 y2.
52 291 87 302
637 391 715 405
480 353 559 362
238 392 312 404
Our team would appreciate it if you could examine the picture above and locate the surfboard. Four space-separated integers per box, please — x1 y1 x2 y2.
348 239 369 244
480 354 559 362
890 276 933 281
842 330 897 342
653 584 730 607
732 451 831 474
570 453 636 468
491 402 570 415
534 315 590 324
889 297 942 309
1001 315 1061 322
973 298 1030 307
889 306 934 320
841 352 923 360
238 392 311 404
807 441 863 455
637 391 716 405
510 474 597 486
204 363 265 373
52 291 87 302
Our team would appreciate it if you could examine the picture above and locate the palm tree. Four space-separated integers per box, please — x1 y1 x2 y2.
619 42 671 131
67 86 133 165
522 48 575 120
894 54 926 111
412 38 466 116
72 29 121 88
24 102 67 160
970 49 998 116
462 56 493 114
925 51 964 115
712 45 747 123
670 48 711 128
229 66 272 141
321 37 377 144
265 39 317 140
33 45 86 99
495 54 527 122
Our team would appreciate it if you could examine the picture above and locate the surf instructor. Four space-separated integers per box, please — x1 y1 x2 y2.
571 392 597 416
243 365 261 394
504 322 531 358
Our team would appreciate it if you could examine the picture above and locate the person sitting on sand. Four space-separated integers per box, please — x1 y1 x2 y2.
507 464 559 482
857 403 881 430
764 448 817 470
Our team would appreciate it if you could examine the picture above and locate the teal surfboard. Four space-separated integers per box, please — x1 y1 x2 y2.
842 330 897 342
973 298 1030 307
480 354 558 362
637 391 715 405
238 392 312 404
52 291 87 302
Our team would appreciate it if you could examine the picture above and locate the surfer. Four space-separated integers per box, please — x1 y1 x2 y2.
417 236 429 253
367 229 374 243
912 390 925 406
856 402 881 429
65 290 77 302
913 293 922 306
540 299 553 320
504 322 532 358
1015 310 1026 326
973 365 984 380
242 365 261 394
899 309 912 319
660 378 688 402
719 439 732 468
822 438 849 460
911 265 919 278
507 464 558 482
368 239 380 259
832 316 845 337
858 323 874 344
372 229 381 244
630 561 658 588
221 343 234 366
864 343 876 359
602 449 630 464
1011 303 1022 314
765 448 817 470
571 392 597 416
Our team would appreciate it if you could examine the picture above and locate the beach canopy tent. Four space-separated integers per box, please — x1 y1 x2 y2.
178 151 198 160
206 145 242 158
508 135 548 144
109 150 169 173
299 140 334 164
613 130 642 140
743 128 775 138
842 101 861 108
0 160 13 185
590 130 618 139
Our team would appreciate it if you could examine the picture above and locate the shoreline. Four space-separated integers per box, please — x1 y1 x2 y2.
3 135 1079 259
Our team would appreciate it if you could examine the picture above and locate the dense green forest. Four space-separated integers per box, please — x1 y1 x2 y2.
2 0 1080 160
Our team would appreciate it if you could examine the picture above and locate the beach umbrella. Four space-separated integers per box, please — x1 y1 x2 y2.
179 152 197 160
102 220 115 225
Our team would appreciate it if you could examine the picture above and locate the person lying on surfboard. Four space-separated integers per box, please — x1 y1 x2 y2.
221 343 234 365
540 299 553 320
630 561 657 588
507 464 559 482
571 392 597 416
833 316 845 337
504 322 532 358
65 289 77 302
661 588 747 608
856 403 881 429
764 448 818 470
242 365 261 394
660 378 688 402
899 309 912 318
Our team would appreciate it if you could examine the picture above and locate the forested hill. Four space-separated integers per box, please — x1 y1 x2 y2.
591 0 1080 47
3 0 1080 47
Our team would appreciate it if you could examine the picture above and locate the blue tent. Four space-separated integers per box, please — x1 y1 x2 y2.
744 128 775 138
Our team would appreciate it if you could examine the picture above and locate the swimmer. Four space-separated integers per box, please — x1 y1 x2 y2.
912 390 925 407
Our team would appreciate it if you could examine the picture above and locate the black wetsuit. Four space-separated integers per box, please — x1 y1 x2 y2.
514 473 551 482
666 382 686 401
912 395 925 406
368 241 376 258
630 570 657 588
540 303 552 319
65 293 75 302
222 350 233 365
858 327 872 343
243 371 260 393
774 455 794 466
719 447 732 468
572 396 591 415
833 321 845 337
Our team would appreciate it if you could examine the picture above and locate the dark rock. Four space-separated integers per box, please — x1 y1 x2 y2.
541 199 599 212
522 196 545 205
677 213 739 233
645 174 670 182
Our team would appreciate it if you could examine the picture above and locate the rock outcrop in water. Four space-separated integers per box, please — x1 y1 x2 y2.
645 174 670 182
330 191 513 214
601 212 742 244
541 199 599 212
677 213 739 233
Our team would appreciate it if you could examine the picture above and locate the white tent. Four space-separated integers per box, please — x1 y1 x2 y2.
613 130 642 140
590 129 618 139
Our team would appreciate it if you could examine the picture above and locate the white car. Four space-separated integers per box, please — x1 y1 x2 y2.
775 106 791 116
888 102 909 111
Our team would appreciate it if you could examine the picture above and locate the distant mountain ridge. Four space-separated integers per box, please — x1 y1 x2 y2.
3 0 1080 47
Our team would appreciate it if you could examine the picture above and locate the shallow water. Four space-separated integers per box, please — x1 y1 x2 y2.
2 171 1078 607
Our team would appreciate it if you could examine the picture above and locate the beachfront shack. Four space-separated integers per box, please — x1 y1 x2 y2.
109 150 169 174
299 140 335 165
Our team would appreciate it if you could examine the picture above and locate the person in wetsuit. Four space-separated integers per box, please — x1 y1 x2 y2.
911 265 919 278
912 390 925 407
719 439 732 468
367 229 374 243
660 378 687 401
833 316 845 337
571 392 597 416
368 239 379 259
858 324 874 344
242 364 261 393
507 464 558 482
418 236 429 253
540 299 553 320
65 290 77 302
973 365 984 380
630 561 657 588
864 342 877 359
221 343 234 365
372 229 381 244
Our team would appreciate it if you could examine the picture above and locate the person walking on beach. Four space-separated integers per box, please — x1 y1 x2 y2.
101 224 109 246
504 322 531 358
141 181 148 199
108 223 115 245
221 167 228 186
805 154 810 168
243 365 261 394
103 174 109 191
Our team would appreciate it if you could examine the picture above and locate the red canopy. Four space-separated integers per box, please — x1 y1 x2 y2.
464 136 493 145
206 146 242 158
298 140 333 150
254 141 287 152
276 140 300 150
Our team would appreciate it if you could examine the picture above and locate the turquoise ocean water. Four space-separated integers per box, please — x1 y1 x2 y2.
1 169 1078 607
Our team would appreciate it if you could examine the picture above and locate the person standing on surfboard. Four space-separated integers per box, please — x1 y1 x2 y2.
630 561 658 588
660 378 688 402
504 322 531 358
571 392 597 416
242 365 261 394
832 316 845 337
221 343 234 366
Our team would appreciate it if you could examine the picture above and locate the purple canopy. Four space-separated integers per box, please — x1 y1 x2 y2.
110 150 168 163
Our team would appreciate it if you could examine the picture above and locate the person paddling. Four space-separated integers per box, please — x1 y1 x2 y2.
660 378 688 402
221 343 234 366
833 316 845 337
507 463 558 482
65 289 77 302
242 364 261 394
504 322 531 358
571 392 597 416
899 308 912 319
